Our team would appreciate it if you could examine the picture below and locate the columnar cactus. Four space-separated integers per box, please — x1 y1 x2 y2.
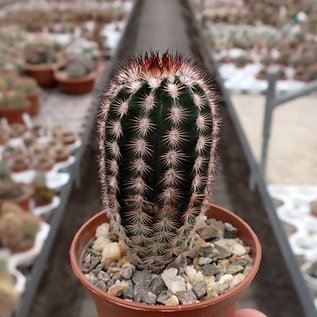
98 52 219 270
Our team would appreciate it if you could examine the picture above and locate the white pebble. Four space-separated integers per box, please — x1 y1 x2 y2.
162 268 178 288
193 271 204 284
165 295 179 306
204 275 216 291
162 268 186 294
169 277 186 294
218 274 233 284
230 273 246 289
232 244 247 256
96 223 110 238
184 266 197 283
92 236 110 252
198 257 212 265
101 242 121 264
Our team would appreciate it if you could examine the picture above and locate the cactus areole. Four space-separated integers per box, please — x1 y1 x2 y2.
98 52 219 270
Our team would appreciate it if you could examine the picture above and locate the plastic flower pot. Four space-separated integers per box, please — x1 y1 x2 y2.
0 103 29 124
10 240 35 253
70 204 261 317
24 64 56 88
27 92 40 116
55 71 96 95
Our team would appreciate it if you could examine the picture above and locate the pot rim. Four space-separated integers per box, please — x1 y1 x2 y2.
70 203 261 312
24 63 56 71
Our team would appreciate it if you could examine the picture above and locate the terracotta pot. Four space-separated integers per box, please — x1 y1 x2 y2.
10 240 34 253
0 104 29 124
34 162 54 173
11 164 29 173
34 198 53 207
24 64 56 88
70 204 261 317
55 71 96 95
55 154 69 163
27 93 40 116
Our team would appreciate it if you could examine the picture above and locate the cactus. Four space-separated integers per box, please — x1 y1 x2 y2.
0 160 10 180
0 182 28 201
24 39 57 65
0 91 27 109
0 207 41 251
0 251 19 317
65 54 95 78
32 177 55 207
0 74 15 92
0 282 19 317
0 201 25 217
15 77 38 95
98 52 219 270
65 38 100 60
64 38 98 78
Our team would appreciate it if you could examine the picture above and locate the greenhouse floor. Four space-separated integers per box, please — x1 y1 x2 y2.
29 1 308 316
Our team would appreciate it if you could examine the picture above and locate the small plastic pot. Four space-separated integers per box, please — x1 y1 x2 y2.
24 64 56 88
0 104 29 124
70 204 261 317
55 71 96 95
9 240 35 253
27 93 40 116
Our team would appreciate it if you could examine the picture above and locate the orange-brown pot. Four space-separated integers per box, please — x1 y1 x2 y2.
27 93 40 116
55 71 96 95
24 64 56 88
70 204 261 317
10 240 35 253
0 104 29 124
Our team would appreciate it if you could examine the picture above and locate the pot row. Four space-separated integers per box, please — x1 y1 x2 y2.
268 185 317 299
1 221 50 297
24 62 98 94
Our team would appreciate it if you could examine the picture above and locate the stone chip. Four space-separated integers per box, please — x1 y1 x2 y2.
176 290 197 304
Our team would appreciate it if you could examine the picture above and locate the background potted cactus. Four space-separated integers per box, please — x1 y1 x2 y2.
0 251 19 317
0 90 29 124
0 182 32 210
23 39 58 88
0 73 40 117
70 53 261 317
55 39 99 94
15 77 41 116
0 203 41 252
32 177 55 207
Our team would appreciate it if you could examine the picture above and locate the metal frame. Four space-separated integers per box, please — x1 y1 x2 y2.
186 1 317 316
14 2 138 316
261 73 317 176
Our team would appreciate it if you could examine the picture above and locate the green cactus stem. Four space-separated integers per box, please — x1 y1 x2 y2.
0 91 27 109
98 52 219 270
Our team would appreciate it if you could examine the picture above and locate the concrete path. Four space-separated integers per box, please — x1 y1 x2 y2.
134 0 192 54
